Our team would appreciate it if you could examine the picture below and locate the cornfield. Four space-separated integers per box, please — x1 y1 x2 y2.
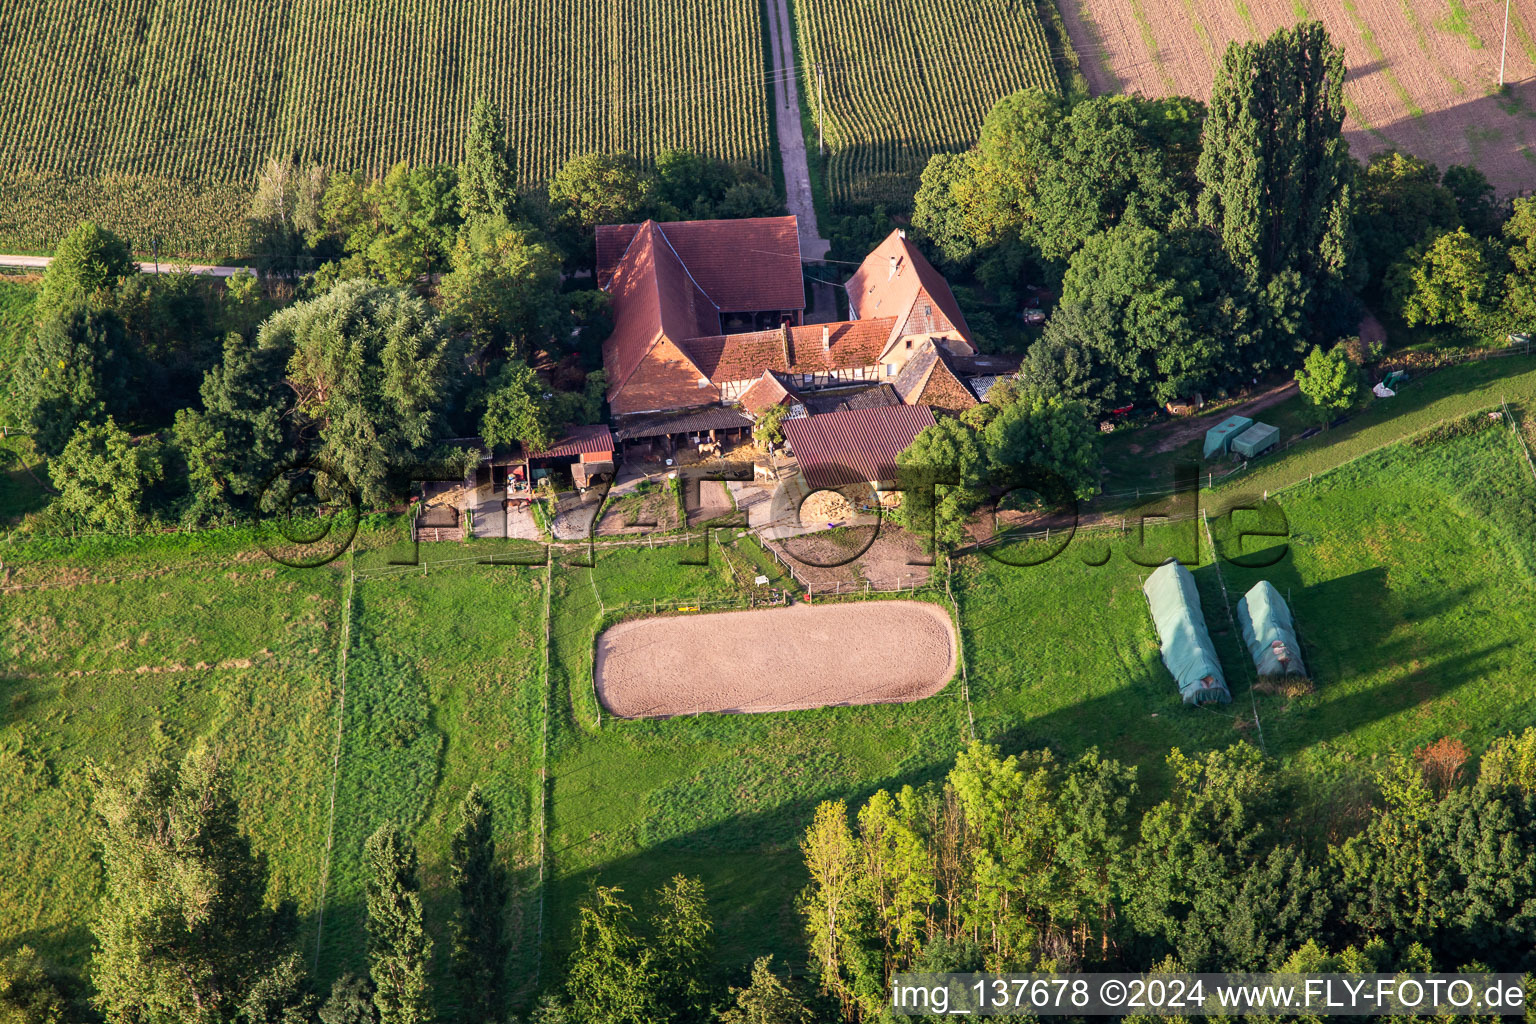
792 0 1060 211
0 0 772 258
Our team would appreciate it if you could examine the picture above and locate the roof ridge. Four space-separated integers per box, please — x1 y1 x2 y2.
655 222 722 312
601 220 652 295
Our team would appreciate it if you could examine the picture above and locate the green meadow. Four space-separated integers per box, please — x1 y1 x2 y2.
4 372 1536 998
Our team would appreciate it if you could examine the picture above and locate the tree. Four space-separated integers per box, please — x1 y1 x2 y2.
238 954 317 1024
459 98 517 223
1481 727 1536 793
1028 94 1202 263
15 305 129 456
0 947 72 1024
1387 227 1499 328
1023 306 1117 415
90 748 286 1024
1196 23 1354 303
981 390 1100 500
263 279 458 505
1294 344 1359 426
651 151 781 221
439 218 565 359
177 332 292 507
449 786 508 1023
36 222 136 322
251 157 328 272
548 153 651 235
48 417 166 532
1442 164 1500 237
651 876 713 1021
893 416 987 549
1059 224 1248 405
713 957 814 1024
363 824 432 1024
752 403 789 449
480 359 556 454
1352 151 1460 293
799 802 867 1017
365 163 461 284
317 976 378 1024
564 886 663 1024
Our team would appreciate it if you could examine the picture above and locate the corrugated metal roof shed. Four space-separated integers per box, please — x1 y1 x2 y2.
526 424 614 460
782 404 936 489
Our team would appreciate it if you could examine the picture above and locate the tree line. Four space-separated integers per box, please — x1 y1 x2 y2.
911 22 1533 420
800 732 1536 1022
7 98 785 535
0 749 825 1024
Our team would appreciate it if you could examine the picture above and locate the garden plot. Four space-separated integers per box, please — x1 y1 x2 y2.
594 600 956 716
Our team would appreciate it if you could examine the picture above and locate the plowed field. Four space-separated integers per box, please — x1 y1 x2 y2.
1061 0 1536 194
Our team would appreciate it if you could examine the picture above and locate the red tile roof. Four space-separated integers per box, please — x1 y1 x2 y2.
682 319 896 383
525 423 614 460
596 216 804 312
846 231 972 349
602 222 719 415
738 370 804 417
783 405 936 489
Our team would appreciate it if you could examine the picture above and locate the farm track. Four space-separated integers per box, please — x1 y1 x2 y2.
1064 0 1536 195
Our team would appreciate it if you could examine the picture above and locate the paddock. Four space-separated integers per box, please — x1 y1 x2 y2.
594 600 956 717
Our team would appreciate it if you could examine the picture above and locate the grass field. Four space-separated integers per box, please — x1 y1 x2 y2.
791 0 1062 211
0 0 773 257
5 373 1536 1000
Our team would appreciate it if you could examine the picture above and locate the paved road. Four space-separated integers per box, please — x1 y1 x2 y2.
0 254 249 277
765 0 831 262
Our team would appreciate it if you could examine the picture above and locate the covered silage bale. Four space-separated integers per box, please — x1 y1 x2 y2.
1236 581 1307 677
1141 560 1231 705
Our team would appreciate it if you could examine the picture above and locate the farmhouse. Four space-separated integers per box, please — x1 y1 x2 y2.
598 214 1002 456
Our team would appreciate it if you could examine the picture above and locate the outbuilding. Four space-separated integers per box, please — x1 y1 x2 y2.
1203 415 1253 459
1231 422 1279 459
1142 560 1231 705
1236 581 1307 677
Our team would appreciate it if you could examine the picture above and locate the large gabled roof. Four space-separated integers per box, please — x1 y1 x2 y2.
892 340 979 412
596 216 805 312
846 230 973 348
782 404 936 489
601 221 719 414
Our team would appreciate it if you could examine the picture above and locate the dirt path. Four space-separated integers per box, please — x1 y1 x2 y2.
0 253 249 277
765 0 830 260
1149 381 1300 455
595 599 955 716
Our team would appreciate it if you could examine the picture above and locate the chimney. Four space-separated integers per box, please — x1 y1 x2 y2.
821 324 831 352
781 319 793 367
888 254 899 280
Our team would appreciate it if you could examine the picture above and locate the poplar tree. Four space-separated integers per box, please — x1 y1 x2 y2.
1196 23 1354 305
364 824 433 1024
651 875 712 1021
449 786 508 1023
459 99 517 223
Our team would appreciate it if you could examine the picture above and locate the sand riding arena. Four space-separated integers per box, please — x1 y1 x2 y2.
594 600 957 717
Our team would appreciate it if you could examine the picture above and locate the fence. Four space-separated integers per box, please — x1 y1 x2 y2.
1504 398 1536 483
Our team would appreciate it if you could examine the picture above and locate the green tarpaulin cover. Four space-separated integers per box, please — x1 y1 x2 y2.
1232 422 1279 458
1236 581 1306 677
1203 415 1253 459
1142 561 1231 705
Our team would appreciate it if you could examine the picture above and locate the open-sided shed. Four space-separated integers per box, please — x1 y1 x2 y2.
1203 415 1253 459
1236 581 1307 677
1142 560 1231 705
1232 422 1279 458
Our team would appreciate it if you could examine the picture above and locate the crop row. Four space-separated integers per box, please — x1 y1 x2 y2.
0 0 773 256
791 0 1060 210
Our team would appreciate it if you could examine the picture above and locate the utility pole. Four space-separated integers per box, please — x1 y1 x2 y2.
152 237 159 275
817 62 824 157
1501 0 1512 88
